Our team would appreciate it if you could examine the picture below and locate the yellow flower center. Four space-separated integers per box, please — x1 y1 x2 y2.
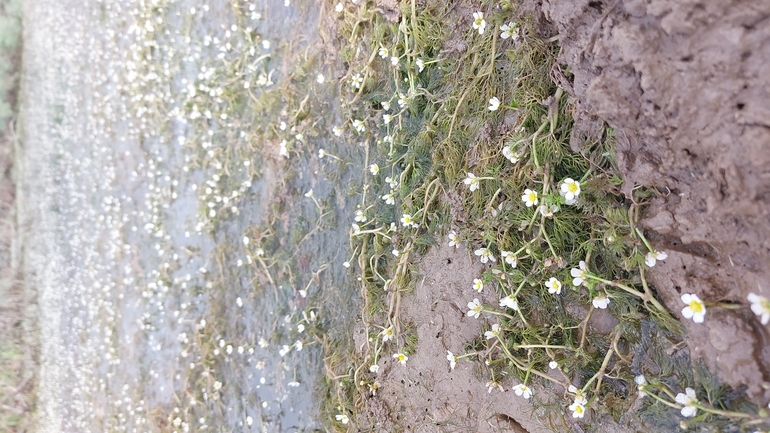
528 192 536 202
575 405 584 415
689 300 704 313
568 182 579 193
761 299 770 311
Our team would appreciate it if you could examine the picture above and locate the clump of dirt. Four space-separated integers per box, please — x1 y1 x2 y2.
532 0 770 400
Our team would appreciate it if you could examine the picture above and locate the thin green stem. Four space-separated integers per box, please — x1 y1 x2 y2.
642 388 680 409
693 403 753 419
514 343 569 350
635 227 654 252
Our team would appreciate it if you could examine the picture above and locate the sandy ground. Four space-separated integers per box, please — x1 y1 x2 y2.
536 0 770 400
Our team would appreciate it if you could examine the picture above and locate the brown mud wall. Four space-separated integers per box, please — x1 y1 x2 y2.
533 0 770 399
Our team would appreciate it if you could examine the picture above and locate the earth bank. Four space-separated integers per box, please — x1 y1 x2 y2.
355 0 770 431
534 0 770 400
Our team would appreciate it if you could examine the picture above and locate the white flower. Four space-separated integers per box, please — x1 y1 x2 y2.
522 188 538 207
335 414 349 424
316 73 325 84
397 93 408 108
681 293 706 323
569 401 586 418
392 248 400 257
369 364 379 373
484 323 500 340
382 192 395 205
352 119 366 133
545 277 562 295
383 114 393 124
501 250 517 267
748 293 770 325
246 416 253 426
385 176 398 189
474 247 496 264
539 203 558 218
279 344 291 356
355 210 367 222
472 11 487 34
560 178 581 201
335 2 343 12
332 125 343 136
675 387 698 418
279 140 289 157
488 97 500 111
570 261 588 287
645 250 668 267
350 73 363 89
400 213 418 228
447 350 457 370
288 380 300 387
486 380 503 393
448 230 460 248
500 22 519 40
318 149 327 159
304 189 314 198
467 298 483 318
592 295 610 309
378 46 389 58
416 57 425 72
390 56 399 66
635 375 647 395
549 360 558 369
369 163 380 175
473 278 484 293
499 295 519 311
381 326 395 342
382 101 391 111
512 383 532 399
464 173 480 191
393 352 408 365
502 146 521 163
